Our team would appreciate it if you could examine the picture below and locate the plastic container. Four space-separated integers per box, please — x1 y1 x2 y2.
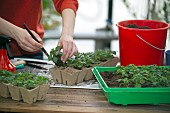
166 50 170 66
116 20 170 66
92 66 170 105
0 35 16 73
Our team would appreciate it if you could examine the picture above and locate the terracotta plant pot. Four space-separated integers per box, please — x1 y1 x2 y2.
0 82 11 98
20 86 39 104
37 84 50 100
8 84 22 101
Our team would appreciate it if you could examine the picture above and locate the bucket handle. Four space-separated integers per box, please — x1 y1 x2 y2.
136 34 165 51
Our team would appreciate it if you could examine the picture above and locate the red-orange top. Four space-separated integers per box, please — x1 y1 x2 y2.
0 0 78 56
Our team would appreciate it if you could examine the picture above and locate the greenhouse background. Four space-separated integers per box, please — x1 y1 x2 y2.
42 0 170 60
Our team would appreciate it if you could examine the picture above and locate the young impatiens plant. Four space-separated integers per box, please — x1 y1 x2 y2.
66 52 94 69
48 46 64 66
12 72 49 90
0 69 16 84
93 49 116 62
49 46 119 85
0 69 50 103
48 46 117 70
0 69 49 90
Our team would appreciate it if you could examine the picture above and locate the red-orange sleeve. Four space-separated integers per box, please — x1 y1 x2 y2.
53 0 79 14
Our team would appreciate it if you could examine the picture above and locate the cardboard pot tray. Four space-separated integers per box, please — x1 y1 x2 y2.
49 57 119 85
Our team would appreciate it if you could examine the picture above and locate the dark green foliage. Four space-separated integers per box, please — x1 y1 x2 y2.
48 46 116 69
113 64 170 88
0 69 16 84
48 46 64 66
93 49 116 62
67 50 116 69
0 69 49 90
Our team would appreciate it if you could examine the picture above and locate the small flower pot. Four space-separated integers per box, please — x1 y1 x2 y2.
20 86 39 104
76 69 87 83
83 68 93 81
8 84 22 101
98 57 119 66
61 67 80 85
37 84 50 100
49 66 62 83
0 82 11 98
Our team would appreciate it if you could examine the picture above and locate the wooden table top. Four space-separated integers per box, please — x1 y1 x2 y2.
0 87 170 113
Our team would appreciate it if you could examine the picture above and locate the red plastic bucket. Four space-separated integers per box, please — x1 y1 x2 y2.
117 20 170 66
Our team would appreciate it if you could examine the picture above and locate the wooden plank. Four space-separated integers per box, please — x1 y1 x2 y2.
48 88 103 95
0 102 170 113
0 88 170 113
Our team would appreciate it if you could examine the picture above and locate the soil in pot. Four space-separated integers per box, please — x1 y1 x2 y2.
126 24 151 29
100 72 122 87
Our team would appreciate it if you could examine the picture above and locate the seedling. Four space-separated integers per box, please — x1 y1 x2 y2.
101 64 170 88
48 46 64 66
48 47 117 70
0 69 49 90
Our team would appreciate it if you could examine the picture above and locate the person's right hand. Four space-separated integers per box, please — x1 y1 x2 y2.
0 17 42 52
12 28 43 52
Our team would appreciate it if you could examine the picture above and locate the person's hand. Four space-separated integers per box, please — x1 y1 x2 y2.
57 34 78 62
0 17 42 52
12 28 43 52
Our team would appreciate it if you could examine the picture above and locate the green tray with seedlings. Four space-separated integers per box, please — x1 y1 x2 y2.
0 69 50 104
92 64 170 105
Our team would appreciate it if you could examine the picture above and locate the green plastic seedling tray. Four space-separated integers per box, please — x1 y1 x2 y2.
92 66 170 105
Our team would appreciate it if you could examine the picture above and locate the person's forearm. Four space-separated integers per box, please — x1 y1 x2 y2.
61 8 76 37
0 17 21 38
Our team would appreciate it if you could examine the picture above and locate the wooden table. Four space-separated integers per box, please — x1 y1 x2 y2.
0 87 170 113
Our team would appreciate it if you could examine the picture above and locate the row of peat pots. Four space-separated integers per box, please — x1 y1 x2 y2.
48 47 119 85
0 83 50 104
49 57 119 85
0 71 50 104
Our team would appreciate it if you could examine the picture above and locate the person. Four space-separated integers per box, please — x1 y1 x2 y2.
0 0 78 62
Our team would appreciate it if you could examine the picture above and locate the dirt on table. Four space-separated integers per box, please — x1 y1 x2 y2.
126 24 151 29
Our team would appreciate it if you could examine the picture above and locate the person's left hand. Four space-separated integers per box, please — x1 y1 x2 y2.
57 34 78 63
